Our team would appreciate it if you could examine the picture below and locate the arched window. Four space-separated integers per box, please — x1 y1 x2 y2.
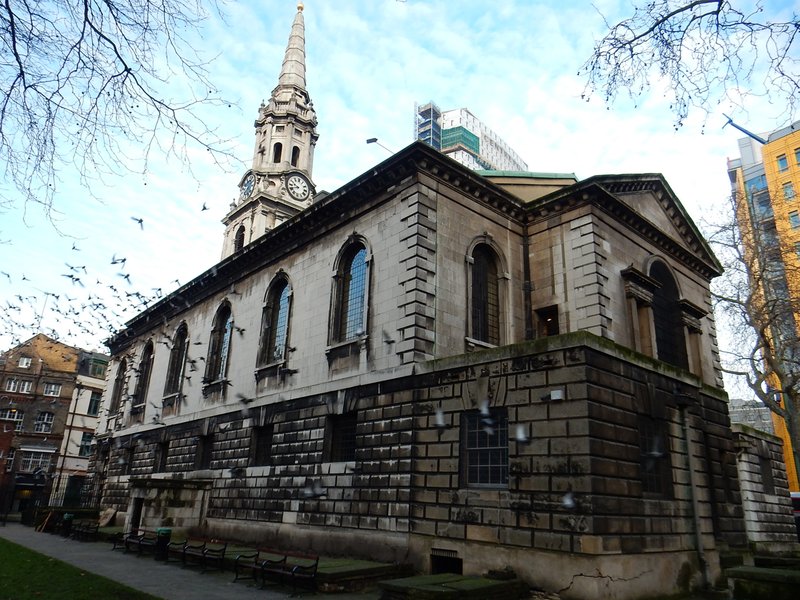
234 226 246 253
291 146 300 167
649 261 688 369
332 243 368 343
109 359 127 415
0 408 24 431
164 325 188 396
133 342 154 409
206 304 233 382
258 277 292 366
272 142 283 163
471 244 501 345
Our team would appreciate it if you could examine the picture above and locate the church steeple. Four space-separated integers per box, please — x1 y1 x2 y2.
221 3 319 260
278 4 307 90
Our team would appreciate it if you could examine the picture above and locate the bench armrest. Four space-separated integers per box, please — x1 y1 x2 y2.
184 540 206 551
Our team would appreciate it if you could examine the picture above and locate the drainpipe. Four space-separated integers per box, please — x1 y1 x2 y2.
522 234 533 341
677 392 709 590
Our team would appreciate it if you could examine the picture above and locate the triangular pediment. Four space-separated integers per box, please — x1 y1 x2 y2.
531 174 722 279
593 175 719 273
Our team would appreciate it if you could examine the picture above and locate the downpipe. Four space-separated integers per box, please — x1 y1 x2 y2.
677 394 710 590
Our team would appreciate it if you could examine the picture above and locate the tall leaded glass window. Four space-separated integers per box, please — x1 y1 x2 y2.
206 304 233 382
258 278 291 366
164 325 188 396
471 244 500 345
109 359 127 415
649 261 688 370
133 342 154 409
333 244 368 343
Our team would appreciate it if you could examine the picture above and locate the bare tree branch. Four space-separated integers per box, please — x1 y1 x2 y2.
0 0 236 218
582 1 800 127
705 189 800 484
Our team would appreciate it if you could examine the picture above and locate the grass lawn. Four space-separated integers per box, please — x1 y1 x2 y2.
0 537 160 600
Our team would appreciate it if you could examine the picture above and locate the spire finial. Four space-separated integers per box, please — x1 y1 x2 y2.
277 3 307 89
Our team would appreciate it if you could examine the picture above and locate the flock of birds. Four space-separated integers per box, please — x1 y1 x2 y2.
0 214 199 352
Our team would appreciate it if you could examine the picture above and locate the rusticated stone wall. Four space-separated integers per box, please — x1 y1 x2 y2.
101 333 747 598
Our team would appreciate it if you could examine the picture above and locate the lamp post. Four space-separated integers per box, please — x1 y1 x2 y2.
365 137 393 154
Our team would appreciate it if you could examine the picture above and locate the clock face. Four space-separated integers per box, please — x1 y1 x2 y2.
287 174 310 200
240 173 255 199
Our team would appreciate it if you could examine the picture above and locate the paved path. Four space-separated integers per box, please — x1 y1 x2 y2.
0 523 381 600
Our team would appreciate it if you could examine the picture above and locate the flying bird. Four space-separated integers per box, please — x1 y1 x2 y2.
514 423 530 445
434 408 449 433
131 216 144 229
302 479 326 499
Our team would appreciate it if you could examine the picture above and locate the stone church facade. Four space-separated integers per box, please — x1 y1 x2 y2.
93 5 756 598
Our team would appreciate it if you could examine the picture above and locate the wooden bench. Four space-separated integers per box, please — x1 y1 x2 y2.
70 520 100 542
232 548 288 585
261 549 319 593
169 538 227 572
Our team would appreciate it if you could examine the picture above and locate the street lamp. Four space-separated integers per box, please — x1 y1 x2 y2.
365 138 393 154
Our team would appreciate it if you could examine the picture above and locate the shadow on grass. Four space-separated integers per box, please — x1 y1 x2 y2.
0 537 161 600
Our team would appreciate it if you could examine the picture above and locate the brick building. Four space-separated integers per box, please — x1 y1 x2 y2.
91 5 781 598
0 334 107 517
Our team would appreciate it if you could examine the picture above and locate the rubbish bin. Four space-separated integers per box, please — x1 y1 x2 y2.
61 514 74 537
155 527 172 561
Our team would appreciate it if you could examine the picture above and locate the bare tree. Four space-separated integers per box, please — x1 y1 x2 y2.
582 1 800 127
707 189 800 486
0 0 234 216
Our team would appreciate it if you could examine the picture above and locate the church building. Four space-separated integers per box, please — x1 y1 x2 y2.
94 5 758 597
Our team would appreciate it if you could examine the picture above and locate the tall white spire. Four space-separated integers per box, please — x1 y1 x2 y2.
278 3 307 90
221 3 318 260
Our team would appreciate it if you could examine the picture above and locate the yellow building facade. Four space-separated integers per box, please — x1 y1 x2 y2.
728 122 800 492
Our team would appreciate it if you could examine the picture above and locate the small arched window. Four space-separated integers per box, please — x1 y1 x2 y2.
234 226 246 253
649 261 688 369
333 243 368 343
471 244 501 345
109 359 127 414
164 325 188 396
258 277 292 366
134 342 154 408
272 142 283 163
291 146 300 167
206 304 233 382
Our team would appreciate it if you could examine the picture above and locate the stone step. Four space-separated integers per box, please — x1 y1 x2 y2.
726 565 800 600
753 555 800 569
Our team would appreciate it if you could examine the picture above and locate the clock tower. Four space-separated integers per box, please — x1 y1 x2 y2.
222 3 318 259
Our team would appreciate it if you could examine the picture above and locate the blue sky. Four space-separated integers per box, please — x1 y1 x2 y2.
0 0 795 358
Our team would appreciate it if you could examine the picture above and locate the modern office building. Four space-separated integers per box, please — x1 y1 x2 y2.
415 101 528 171
727 122 800 492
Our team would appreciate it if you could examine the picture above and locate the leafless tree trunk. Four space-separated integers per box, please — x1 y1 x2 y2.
582 1 800 127
706 190 800 486
0 0 234 216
